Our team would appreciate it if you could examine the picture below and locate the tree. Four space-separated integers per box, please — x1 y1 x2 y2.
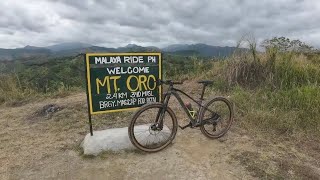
261 37 313 52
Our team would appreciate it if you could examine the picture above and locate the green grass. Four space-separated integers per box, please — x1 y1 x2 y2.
231 86 320 135
212 51 320 136
1 51 320 136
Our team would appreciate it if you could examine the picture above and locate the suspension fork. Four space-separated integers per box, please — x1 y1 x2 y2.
155 89 172 129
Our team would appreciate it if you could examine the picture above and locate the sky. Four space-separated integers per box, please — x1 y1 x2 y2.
0 0 320 49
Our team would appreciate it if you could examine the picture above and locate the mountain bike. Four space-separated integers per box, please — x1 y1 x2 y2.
128 79 234 152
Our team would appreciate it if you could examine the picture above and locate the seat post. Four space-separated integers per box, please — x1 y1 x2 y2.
200 84 207 100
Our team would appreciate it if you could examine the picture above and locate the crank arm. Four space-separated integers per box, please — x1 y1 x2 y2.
179 122 192 130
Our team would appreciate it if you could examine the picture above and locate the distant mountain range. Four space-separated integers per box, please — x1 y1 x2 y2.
0 42 242 61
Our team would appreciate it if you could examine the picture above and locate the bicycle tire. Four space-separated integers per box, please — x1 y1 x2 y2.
199 97 234 139
128 103 178 152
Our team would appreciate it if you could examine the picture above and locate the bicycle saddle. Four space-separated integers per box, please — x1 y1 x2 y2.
197 80 213 85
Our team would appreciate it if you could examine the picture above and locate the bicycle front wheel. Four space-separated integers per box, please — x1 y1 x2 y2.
128 103 178 152
199 97 234 139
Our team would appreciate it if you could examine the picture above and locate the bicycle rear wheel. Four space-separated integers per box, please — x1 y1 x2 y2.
128 103 178 152
199 97 233 139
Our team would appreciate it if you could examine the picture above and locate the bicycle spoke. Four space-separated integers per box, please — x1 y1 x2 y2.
200 97 233 138
134 130 149 134
129 103 177 152
144 134 152 146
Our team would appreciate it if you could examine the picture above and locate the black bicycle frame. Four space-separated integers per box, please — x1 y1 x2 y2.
159 84 211 126
153 81 219 130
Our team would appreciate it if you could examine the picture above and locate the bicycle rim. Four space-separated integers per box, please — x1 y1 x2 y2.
129 103 178 152
200 97 233 138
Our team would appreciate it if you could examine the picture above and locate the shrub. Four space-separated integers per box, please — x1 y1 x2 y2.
0 73 33 104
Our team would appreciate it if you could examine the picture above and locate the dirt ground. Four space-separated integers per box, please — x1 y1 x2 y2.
1 82 320 180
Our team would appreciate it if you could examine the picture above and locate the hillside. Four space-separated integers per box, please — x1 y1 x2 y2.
0 47 51 61
0 43 240 61
46 42 92 52
163 43 239 57
1 46 320 179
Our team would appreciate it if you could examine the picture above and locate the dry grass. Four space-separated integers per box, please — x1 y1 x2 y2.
1 50 320 179
230 132 320 180
1 81 320 179
183 51 320 137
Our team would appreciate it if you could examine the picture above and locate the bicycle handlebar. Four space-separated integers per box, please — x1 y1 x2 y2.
157 79 184 85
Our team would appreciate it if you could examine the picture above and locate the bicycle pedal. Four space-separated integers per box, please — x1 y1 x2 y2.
179 122 192 130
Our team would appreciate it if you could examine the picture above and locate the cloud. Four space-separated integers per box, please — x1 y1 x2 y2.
0 0 319 48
